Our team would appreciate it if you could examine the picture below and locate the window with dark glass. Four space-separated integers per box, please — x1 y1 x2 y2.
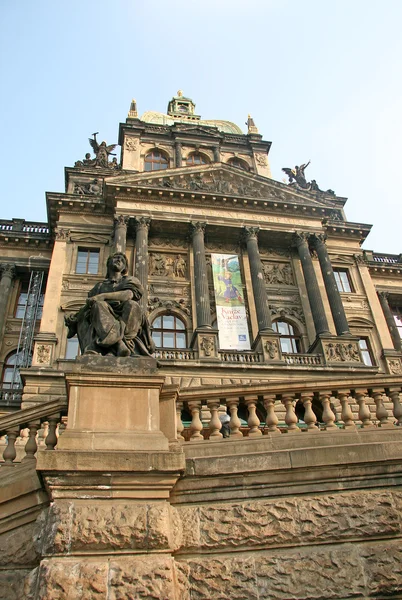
65 336 81 360
2 351 22 389
359 338 374 366
272 320 301 353
152 315 186 348
15 279 44 319
186 152 209 166
333 269 353 293
227 157 249 171
144 150 169 172
76 248 100 274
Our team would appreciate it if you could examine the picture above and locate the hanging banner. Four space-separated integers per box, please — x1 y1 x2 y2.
211 253 251 350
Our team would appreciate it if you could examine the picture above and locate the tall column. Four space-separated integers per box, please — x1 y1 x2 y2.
378 291 402 352
312 234 350 335
244 227 272 332
293 232 330 336
134 217 151 309
114 215 129 254
175 142 182 168
213 146 221 163
190 222 212 329
0 264 16 339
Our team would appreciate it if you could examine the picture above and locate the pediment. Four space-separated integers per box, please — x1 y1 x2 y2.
105 164 337 209
69 233 111 244
173 125 222 138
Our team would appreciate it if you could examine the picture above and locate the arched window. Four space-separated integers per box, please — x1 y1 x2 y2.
2 351 22 389
272 320 301 353
227 157 249 171
186 152 210 166
144 150 169 172
152 314 186 348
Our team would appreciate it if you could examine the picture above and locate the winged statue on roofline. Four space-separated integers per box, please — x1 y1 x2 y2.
281 161 335 195
89 133 118 168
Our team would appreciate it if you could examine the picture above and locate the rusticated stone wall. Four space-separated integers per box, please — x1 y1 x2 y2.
19 488 402 599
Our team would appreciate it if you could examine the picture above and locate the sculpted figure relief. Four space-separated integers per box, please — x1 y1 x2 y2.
65 253 155 358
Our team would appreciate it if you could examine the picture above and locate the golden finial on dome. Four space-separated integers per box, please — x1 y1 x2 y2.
177 90 183 97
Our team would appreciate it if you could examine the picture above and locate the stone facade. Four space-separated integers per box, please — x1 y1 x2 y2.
1 93 402 599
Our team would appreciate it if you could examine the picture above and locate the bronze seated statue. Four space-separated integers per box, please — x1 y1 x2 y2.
65 253 155 358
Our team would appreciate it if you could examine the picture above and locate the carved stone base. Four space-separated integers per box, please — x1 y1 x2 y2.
382 349 402 375
190 328 219 360
310 335 366 367
252 332 284 363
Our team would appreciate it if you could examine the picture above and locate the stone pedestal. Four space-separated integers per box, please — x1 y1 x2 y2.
252 331 284 363
190 328 219 360
31 355 186 599
56 355 168 451
310 334 368 367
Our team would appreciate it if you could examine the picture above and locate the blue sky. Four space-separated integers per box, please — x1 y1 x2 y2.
1 0 401 253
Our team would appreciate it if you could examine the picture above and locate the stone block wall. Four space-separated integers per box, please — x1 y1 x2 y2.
15 488 402 599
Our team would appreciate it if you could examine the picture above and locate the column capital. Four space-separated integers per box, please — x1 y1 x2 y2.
114 214 130 227
292 231 312 247
243 226 259 242
378 290 390 300
190 221 206 236
134 216 151 231
310 232 327 248
0 263 16 279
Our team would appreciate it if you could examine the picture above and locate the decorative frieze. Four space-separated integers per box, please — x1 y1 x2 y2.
149 253 187 278
324 342 361 363
262 262 294 285
73 179 102 196
148 297 191 316
149 237 188 249
269 305 305 325
55 228 71 241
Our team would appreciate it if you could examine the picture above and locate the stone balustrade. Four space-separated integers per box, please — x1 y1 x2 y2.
154 348 196 360
219 351 261 363
177 383 402 441
0 398 67 466
283 353 322 366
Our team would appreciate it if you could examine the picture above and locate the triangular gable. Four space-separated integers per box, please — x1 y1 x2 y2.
69 233 111 244
105 164 336 209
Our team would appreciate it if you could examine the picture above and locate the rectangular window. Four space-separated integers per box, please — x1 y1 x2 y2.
15 281 44 319
334 269 353 293
65 336 81 360
392 308 402 340
359 338 373 366
76 248 100 274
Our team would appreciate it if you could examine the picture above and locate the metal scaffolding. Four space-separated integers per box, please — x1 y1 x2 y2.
9 271 44 393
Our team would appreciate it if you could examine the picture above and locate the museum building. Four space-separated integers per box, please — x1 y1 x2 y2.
1 92 402 599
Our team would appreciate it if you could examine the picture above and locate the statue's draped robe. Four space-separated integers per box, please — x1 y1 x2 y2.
67 276 155 356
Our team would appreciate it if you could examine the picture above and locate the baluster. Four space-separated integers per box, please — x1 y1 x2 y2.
3 428 19 466
176 401 185 441
354 389 373 427
188 401 204 441
18 427 29 446
39 421 49 447
207 400 223 439
45 415 60 450
263 394 280 434
244 395 262 437
281 394 300 432
388 387 402 425
320 391 337 429
23 421 40 461
301 392 319 431
227 398 243 438
371 389 394 428
337 389 356 428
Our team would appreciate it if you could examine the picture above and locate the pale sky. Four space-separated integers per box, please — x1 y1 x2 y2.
1 0 401 254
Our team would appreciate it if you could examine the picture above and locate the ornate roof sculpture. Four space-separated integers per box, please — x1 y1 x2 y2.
140 90 244 134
